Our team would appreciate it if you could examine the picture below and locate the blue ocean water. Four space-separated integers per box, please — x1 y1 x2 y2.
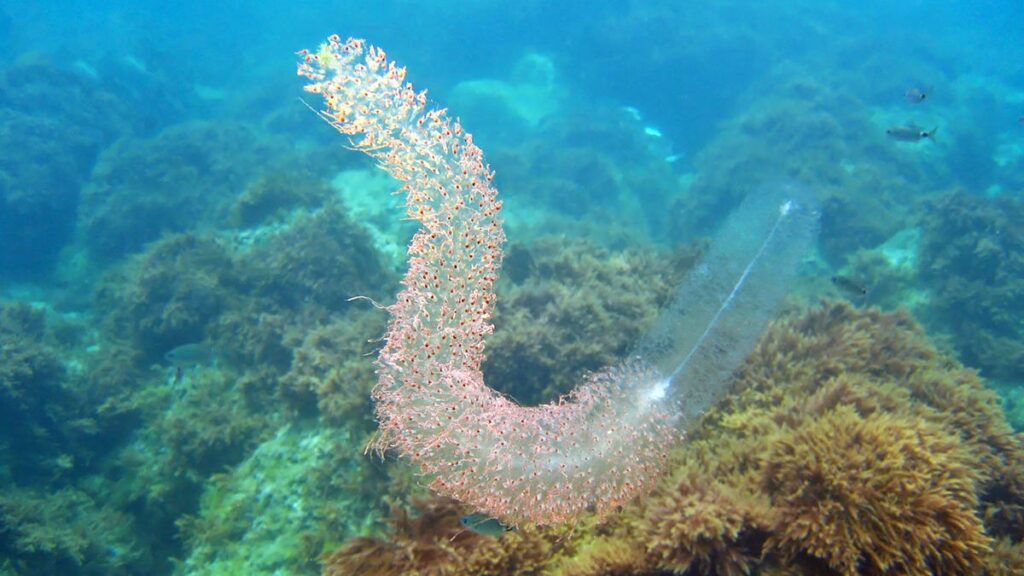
0 1 1023 574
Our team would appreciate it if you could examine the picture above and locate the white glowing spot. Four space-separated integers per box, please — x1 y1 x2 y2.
621 106 642 121
645 378 670 403
780 200 793 216
643 126 663 138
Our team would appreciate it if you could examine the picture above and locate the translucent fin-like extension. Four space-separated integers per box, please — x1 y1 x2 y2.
635 184 820 424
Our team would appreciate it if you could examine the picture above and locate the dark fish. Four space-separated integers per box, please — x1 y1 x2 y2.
904 87 928 103
886 124 937 142
460 514 514 538
831 275 868 297
164 342 216 368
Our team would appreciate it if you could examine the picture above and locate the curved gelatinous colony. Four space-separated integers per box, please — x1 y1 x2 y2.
298 36 676 525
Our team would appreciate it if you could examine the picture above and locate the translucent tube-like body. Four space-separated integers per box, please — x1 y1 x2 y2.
297 36 817 526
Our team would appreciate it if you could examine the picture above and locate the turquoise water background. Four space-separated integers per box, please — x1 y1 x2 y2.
1 1 1023 574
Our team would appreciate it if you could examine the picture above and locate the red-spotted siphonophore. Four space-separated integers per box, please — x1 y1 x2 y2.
297 36 818 526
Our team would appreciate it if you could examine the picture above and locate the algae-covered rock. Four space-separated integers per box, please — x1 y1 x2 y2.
0 58 131 277
484 237 698 405
79 122 279 260
177 424 384 576
235 201 395 315
0 487 144 576
0 302 84 485
918 190 1024 382
95 234 237 361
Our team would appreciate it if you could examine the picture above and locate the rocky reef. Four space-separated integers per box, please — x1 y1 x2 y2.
918 190 1024 384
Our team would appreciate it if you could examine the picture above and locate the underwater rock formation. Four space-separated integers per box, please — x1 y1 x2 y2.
0 303 71 483
0 58 131 277
78 122 279 260
229 171 330 228
918 189 1024 383
95 233 235 360
237 201 395 315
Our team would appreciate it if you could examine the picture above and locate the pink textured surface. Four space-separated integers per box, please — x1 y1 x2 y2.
299 36 675 525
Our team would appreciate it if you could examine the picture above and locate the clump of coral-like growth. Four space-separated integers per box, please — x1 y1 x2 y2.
763 407 987 575
678 301 1021 574
0 302 64 407
981 538 1024 575
643 467 768 576
320 497 561 576
155 368 278 475
548 537 656 576
321 494 585 573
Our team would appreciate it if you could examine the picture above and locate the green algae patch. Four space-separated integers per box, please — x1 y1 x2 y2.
175 422 381 576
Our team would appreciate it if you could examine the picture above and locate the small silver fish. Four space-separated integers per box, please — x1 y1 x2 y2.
904 87 928 104
830 275 868 297
164 342 216 368
886 124 937 142
459 514 514 538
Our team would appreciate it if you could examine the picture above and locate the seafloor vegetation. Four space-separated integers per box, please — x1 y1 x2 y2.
2 4 1024 575
321 302 1024 576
